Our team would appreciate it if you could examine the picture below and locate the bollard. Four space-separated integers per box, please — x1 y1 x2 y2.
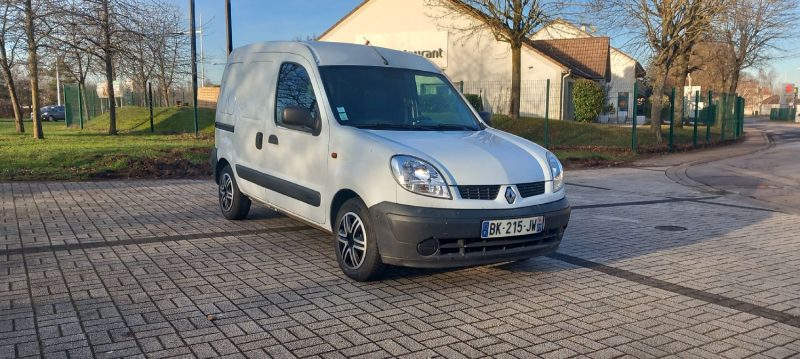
693 91 699 148
669 87 675 152
706 91 712 144
148 82 154 133
544 79 550 148
632 82 638 152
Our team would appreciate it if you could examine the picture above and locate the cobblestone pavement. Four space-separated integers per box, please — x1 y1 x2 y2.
2 170 799 358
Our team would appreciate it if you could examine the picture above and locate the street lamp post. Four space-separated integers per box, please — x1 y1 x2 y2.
189 0 198 137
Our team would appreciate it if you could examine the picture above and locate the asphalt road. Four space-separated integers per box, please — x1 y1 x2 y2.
685 118 800 214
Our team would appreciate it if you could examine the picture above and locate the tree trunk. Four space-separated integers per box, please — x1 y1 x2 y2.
672 54 689 128
23 0 43 139
1 66 23 133
163 87 170 107
510 44 521 120
101 0 116 135
0 36 22 132
728 68 740 94
104 55 116 134
5 81 23 133
78 81 88 121
649 68 666 144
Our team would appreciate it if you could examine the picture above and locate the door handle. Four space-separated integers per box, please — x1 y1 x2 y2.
255 132 263 149
268 134 279 145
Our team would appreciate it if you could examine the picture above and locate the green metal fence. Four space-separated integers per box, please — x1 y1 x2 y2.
458 82 746 153
770 108 797 121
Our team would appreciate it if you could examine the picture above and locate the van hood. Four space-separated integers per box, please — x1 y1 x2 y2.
364 129 548 185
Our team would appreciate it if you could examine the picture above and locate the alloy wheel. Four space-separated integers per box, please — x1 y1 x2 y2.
337 212 367 269
219 173 234 212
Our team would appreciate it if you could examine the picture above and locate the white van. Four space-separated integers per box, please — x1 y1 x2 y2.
212 41 570 281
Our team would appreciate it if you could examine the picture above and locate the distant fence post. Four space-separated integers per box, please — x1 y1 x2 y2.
669 87 675 151
632 82 638 152
721 94 727 141
459 81 464 93
148 81 154 133
693 90 699 148
544 79 550 148
682 94 686 125
733 96 740 139
78 84 84 130
63 84 70 127
706 91 712 144
740 97 745 137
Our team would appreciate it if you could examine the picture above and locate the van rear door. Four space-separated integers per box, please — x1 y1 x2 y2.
227 61 272 202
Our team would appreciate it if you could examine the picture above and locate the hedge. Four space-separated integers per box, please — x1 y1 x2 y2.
572 79 604 123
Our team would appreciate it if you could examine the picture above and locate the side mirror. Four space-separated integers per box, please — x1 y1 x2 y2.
283 106 320 133
479 111 492 126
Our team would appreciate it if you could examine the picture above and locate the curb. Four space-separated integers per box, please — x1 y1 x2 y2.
664 130 799 214
665 130 773 194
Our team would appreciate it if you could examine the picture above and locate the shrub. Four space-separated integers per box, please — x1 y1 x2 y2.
572 79 604 122
464 93 484 112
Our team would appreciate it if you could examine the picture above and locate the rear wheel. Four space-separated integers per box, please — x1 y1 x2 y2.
218 165 251 220
335 198 385 281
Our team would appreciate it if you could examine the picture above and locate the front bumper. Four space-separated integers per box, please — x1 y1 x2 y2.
370 197 570 268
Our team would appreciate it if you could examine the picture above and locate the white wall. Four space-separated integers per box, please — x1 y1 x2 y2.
320 0 565 119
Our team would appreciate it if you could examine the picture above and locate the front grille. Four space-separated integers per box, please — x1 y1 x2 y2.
516 181 545 198
458 185 500 200
437 228 561 256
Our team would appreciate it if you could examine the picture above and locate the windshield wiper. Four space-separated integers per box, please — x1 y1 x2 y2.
356 123 417 130
416 124 479 131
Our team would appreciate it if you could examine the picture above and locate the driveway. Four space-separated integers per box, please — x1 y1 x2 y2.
1 122 799 358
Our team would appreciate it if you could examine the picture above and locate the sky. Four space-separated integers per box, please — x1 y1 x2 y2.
175 0 800 87
175 0 363 84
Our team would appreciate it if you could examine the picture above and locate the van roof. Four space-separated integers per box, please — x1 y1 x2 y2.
229 41 441 73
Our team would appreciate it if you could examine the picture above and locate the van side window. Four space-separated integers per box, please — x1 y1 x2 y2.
275 63 318 130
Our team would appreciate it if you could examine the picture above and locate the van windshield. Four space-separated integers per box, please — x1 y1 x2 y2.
319 66 482 131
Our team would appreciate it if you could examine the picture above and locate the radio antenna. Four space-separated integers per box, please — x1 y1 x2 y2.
363 37 389 65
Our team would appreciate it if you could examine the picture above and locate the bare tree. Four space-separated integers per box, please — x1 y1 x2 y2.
426 0 560 120
61 0 143 135
716 0 798 93
52 0 94 121
151 3 189 106
21 0 47 139
119 1 187 107
0 2 23 132
594 0 722 143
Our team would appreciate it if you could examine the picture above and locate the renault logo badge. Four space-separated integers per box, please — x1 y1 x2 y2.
504 187 516 204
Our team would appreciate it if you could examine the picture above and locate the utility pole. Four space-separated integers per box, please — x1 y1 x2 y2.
56 60 61 106
189 0 198 137
199 12 205 87
225 0 233 56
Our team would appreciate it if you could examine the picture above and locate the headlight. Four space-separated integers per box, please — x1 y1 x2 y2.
390 155 451 199
547 152 564 192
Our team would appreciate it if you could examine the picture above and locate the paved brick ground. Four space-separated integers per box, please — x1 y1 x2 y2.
1 170 799 358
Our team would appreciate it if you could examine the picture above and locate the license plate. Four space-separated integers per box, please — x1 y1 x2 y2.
481 216 544 238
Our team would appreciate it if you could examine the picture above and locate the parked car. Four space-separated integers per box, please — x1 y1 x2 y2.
211 41 571 281
39 105 65 121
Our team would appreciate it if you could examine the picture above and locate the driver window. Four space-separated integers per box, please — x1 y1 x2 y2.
275 63 318 127
415 74 464 124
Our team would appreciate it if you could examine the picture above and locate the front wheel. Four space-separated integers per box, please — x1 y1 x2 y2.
47 115 54 122
335 198 385 281
218 165 251 220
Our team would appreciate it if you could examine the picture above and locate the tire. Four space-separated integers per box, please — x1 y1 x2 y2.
334 198 385 281
47 115 54 122
218 165 251 220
